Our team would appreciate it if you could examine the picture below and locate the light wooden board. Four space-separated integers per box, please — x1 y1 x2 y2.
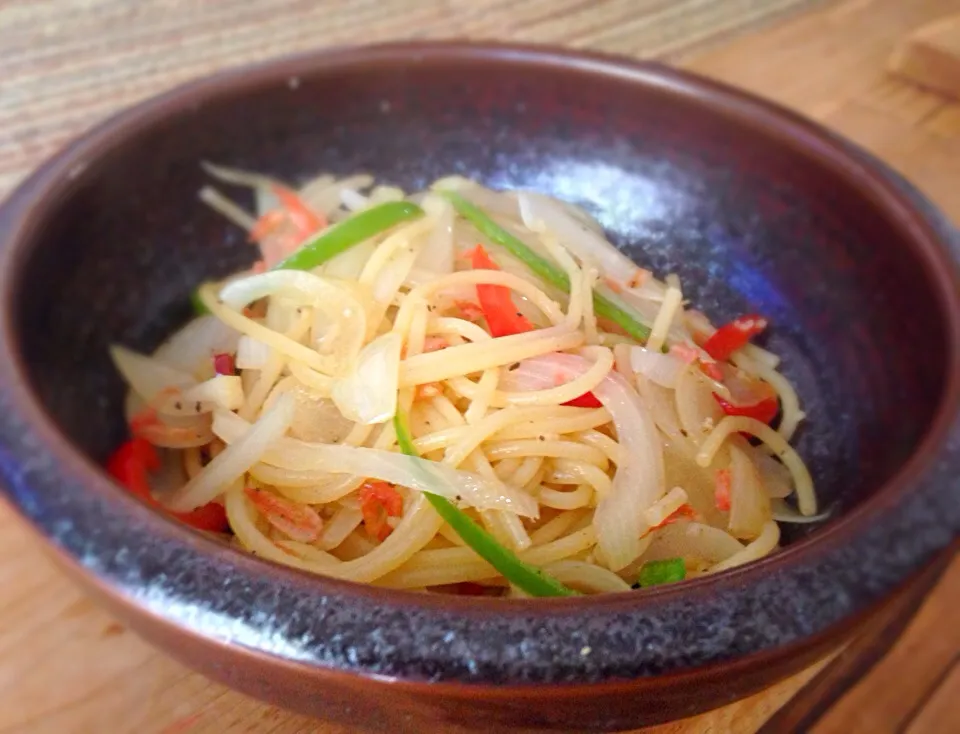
889 13 960 99
1 0 959 732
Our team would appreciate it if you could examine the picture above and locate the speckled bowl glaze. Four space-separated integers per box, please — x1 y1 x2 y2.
0 42 958 733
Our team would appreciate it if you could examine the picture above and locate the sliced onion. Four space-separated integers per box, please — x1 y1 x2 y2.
771 498 832 524
370 185 405 204
265 294 301 334
166 392 296 512
219 269 354 311
172 375 244 413
317 505 364 550
153 316 240 376
506 352 665 570
629 347 684 388
212 410 538 517
236 335 270 370
557 200 605 235
372 244 419 305
642 521 745 565
220 270 366 376
255 186 279 217
201 161 285 191
289 386 355 443
322 238 377 280
518 191 644 286
198 186 258 231
415 194 454 274
744 443 793 498
458 183 521 219
430 175 476 192
331 332 402 424
718 363 777 407
110 345 196 403
675 364 725 443
541 560 632 593
301 174 374 216
340 188 369 212
727 444 772 540
711 521 780 572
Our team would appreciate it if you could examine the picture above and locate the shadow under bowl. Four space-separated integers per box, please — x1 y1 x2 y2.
0 42 958 733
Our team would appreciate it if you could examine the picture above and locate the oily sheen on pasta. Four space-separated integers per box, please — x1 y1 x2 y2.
106 165 821 598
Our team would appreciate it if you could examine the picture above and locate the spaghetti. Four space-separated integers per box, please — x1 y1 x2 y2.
106 168 820 597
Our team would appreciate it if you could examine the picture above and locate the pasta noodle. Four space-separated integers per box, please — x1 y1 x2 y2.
105 170 821 597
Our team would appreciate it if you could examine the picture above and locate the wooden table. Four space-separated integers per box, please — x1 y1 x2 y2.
1 1 959 732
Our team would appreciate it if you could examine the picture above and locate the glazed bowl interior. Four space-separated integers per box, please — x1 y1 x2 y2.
11 50 950 551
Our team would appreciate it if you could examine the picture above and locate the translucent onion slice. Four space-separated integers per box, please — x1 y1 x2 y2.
642 521 745 565
166 392 296 512
541 560 632 593
711 521 780 572
201 161 285 191
518 191 645 287
331 332 402 424
219 270 366 377
675 364 725 443
629 347 684 388
771 498 832 524
414 194 455 274
155 374 244 414
727 444 773 540
211 410 538 518
152 315 240 376
109 345 196 405
236 335 270 370
219 269 357 312
741 442 793 499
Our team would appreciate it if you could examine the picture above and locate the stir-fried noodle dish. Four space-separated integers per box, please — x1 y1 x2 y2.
107 164 823 597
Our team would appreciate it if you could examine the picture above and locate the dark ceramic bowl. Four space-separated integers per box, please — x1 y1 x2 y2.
0 42 958 733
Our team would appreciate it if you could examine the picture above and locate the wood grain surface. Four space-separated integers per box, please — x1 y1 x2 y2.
2 1 959 732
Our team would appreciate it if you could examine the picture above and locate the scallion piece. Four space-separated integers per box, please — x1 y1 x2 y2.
190 288 210 315
441 191 652 343
393 412 576 598
634 557 686 588
274 200 424 271
189 200 425 315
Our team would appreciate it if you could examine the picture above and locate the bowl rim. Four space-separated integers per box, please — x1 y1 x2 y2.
0 40 958 683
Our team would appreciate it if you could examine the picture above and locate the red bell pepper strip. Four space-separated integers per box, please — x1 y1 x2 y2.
712 393 779 424
170 501 230 534
562 392 603 408
467 245 603 407
702 315 768 361
467 244 536 338
107 438 229 533
360 481 404 541
712 366 779 425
